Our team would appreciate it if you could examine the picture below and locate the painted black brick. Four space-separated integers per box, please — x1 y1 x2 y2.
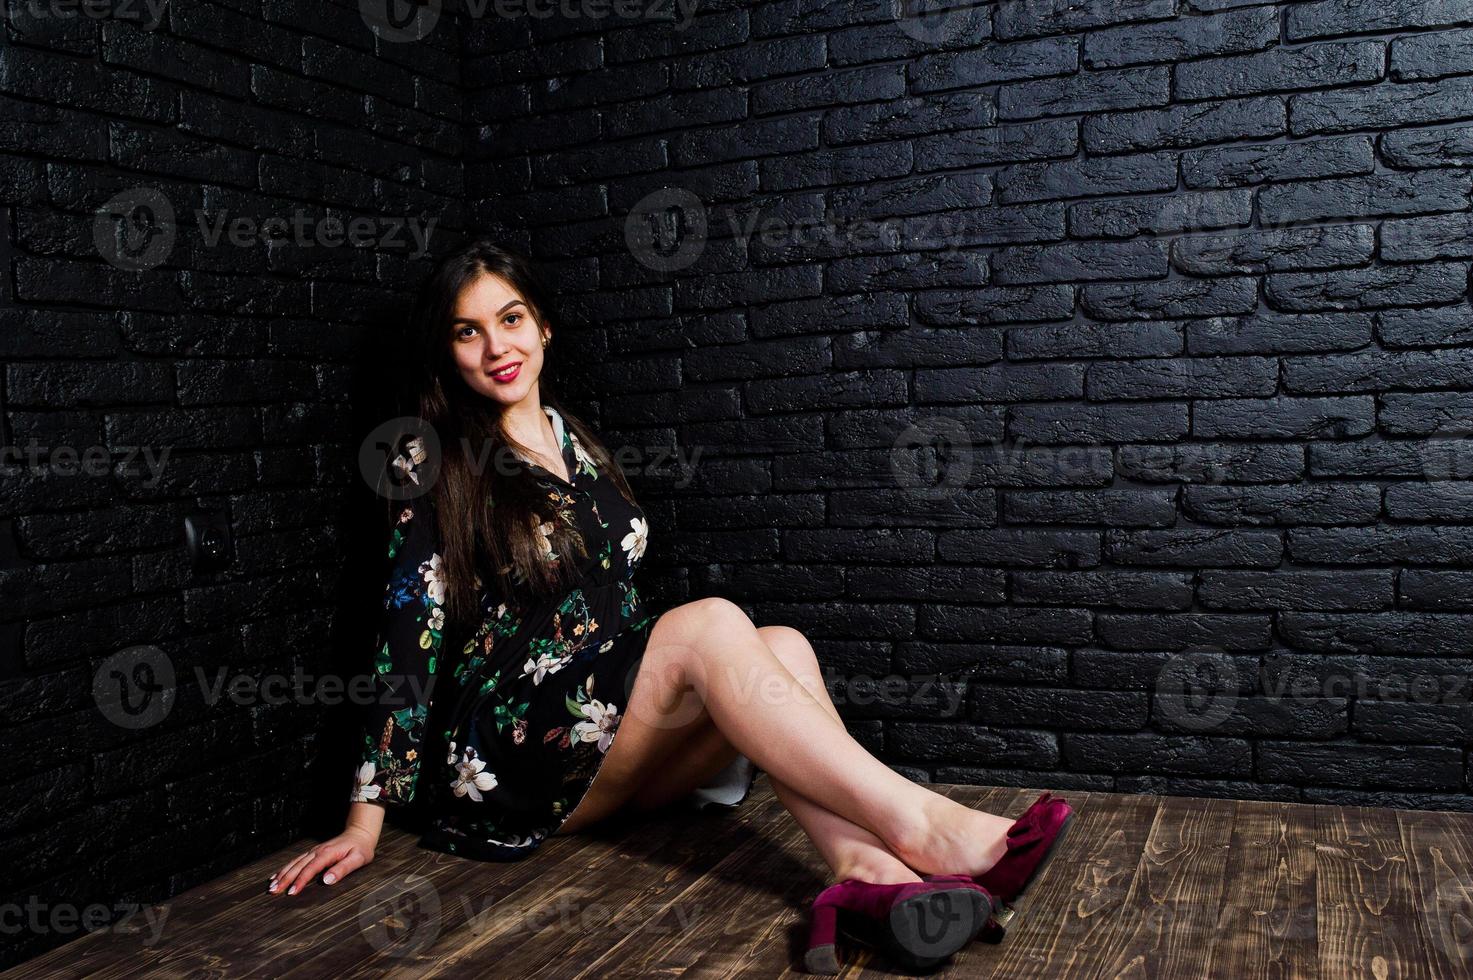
11 1 1473 971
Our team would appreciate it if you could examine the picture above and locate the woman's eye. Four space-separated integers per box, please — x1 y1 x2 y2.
505 313 521 326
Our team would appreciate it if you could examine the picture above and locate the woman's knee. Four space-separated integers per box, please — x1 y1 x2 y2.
654 596 751 649
758 625 820 678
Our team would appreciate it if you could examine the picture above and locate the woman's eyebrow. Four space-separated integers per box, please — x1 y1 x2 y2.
451 300 525 324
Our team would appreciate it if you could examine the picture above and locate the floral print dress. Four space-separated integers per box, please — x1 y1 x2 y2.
348 405 736 860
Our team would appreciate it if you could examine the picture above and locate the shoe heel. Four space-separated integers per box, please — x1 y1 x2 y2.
980 903 1016 944
804 901 841 974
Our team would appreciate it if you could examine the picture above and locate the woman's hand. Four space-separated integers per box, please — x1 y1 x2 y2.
268 804 384 896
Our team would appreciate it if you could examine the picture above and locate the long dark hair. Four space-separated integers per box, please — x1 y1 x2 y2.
391 239 640 633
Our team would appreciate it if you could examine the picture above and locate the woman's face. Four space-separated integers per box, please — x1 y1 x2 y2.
449 272 548 408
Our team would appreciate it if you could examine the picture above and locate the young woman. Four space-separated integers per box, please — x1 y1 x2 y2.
267 239 1073 973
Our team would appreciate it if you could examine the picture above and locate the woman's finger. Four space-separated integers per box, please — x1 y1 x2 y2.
285 847 344 895
321 848 370 886
270 850 319 895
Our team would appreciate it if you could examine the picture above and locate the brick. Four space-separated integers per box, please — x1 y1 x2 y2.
822 93 996 145
672 35 826 88
911 37 1079 93
1382 124 1473 167
1173 226 1376 275
829 172 993 217
1177 41 1385 99
1378 306 1473 347
1087 356 1277 400
1104 528 1285 566
760 142 913 192
1291 76 1473 134
1069 189 1253 237
1008 401 1190 443
1182 136 1375 188
915 284 1076 324
1187 311 1374 354
1391 26 1473 79
995 152 1178 203
905 204 1066 248
992 241 1169 283
1285 347 1473 393
753 65 905 115
1082 276 1259 321
1086 7 1280 68
1182 483 1383 525
1084 96 1285 153
1383 213 1473 261
915 119 1079 170
1265 263 1471 312
1287 0 1473 40
1117 441 1307 483
1200 570 1394 611
1259 172 1473 224
1006 318 1184 359
915 361 1084 402
1378 391 1473 433
996 0 1178 40
1000 66 1171 120
1193 396 1375 439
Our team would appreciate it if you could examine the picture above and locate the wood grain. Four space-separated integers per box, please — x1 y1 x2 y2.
6 778 1470 978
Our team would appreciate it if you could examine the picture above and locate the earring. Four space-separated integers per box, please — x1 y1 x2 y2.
541 335 549 348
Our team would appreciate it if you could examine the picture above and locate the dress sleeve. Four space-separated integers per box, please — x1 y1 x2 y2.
350 495 446 808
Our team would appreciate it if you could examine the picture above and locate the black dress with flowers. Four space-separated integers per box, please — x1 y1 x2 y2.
349 405 667 860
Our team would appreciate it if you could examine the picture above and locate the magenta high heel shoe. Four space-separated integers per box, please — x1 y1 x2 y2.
804 877 996 974
971 792 1075 932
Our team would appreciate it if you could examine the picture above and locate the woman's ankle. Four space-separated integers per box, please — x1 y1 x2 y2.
830 856 922 885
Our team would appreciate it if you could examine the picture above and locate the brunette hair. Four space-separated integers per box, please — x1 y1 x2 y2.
387 238 639 632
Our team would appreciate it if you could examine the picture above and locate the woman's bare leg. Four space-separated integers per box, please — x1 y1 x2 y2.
624 626 923 884
562 598 1014 879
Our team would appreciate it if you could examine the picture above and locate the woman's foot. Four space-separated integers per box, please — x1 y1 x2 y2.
831 855 923 886
894 793 1017 878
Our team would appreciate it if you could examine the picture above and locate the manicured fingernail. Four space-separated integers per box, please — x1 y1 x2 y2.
288 885 297 895
267 881 276 892
323 873 336 884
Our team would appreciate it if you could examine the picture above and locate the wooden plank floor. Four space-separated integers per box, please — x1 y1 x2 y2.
9 775 1473 978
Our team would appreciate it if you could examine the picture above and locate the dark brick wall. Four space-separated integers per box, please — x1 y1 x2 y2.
6 0 1473 969
466 0 1473 824
1 0 469 967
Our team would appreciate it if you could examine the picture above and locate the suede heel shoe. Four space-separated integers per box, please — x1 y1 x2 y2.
804 877 996 974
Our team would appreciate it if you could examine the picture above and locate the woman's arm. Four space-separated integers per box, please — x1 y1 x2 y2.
270 496 445 896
